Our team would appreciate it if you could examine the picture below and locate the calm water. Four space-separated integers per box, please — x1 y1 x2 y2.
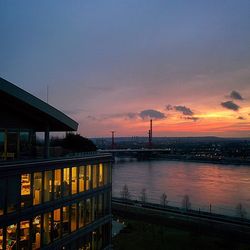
112 159 250 217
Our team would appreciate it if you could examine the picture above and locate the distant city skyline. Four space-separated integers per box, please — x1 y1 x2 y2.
1 1 250 137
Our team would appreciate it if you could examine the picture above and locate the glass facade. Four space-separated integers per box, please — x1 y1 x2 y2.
0 161 111 249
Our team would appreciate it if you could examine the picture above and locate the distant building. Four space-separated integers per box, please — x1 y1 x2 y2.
0 77 112 249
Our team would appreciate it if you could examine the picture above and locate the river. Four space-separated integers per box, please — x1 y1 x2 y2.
112 159 250 217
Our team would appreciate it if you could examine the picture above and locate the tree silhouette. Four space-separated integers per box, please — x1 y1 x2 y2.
120 184 131 200
160 192 168 207
236 203 247 219
182 194 191 210
140 188 147 203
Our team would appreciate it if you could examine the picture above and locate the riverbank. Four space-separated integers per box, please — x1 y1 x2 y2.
116 155 250 166
112 217 250 250
112 200 250 250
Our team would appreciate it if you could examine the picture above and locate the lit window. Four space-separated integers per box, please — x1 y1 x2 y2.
32 216 41 249
44 171 53 202
71 204 77 232
62 168 70 197
62 206 69 235
20 220 30 249
43 212 52 245
93 165 98 189
71 167 78 195
0 228 3 250
21 174 32 208
86 165 92 191
99 164 104 186
54 169 61 199
79 166 85 192
53 209 61 240
33 173 42 205
6 224 17 250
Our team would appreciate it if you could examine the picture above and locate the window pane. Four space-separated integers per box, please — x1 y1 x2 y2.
62 206 69 235
62 168 70 197
33 173 42 205
0 179 5 215
7 176 19 213
43 212 52 245
6 224 17 250
99 164 103 186
44 171 53 202
71 204 77 232
92 165 98 189
86 165 91 191
32 216 41 250
79 166 85 193
0 228 3 250
85 199 91 225
20 220 30 249
98 194 104 218
54 169 61 199
104 163 108 186
53 209 61 240
21 174 32 208
71 167 78 195
79 201 85 228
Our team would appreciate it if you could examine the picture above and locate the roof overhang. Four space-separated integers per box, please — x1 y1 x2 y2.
0 77 78 131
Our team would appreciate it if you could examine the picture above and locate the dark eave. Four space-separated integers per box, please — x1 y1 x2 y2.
0 77 78 131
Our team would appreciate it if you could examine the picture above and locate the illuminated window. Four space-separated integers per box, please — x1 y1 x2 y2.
93 165 98 189
7 176 19 213
71 167 78 195
43 212 52 245
44 171 53 202
71 203 77 232
0 228 3 250
33 173 42 205
99 164 104 186
54 169 61 199
86 165 92 191
79 201 85 228
32 216 41 249
20 220 30 249
79 166 85 192
62 206 69 235
6 224 17 250
0 179 5 215
62 168 70 197
53 209 61 240
21 174 32 208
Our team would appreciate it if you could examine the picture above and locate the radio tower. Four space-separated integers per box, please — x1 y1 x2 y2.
148 119 153 148
111 131 115 149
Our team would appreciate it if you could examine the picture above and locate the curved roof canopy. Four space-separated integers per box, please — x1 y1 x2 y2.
0 77 78 131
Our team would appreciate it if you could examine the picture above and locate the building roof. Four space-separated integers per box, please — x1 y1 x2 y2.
0 77 78 131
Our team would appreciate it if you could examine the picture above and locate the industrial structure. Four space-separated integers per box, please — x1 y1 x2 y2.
0 77 112 249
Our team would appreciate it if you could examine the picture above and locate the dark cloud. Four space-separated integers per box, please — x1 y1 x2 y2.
221 101 240 111
174 105 194 116
139 109 166 120
237 116 245 120
166 104 195 116
184 116 199 122
230 90 244 100
166 104 173 111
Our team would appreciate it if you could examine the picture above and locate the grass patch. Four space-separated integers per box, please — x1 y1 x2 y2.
113 218 250 250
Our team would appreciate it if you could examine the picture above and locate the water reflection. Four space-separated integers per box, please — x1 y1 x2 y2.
112 160 250 216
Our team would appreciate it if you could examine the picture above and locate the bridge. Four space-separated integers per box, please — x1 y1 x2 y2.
98 148 171 160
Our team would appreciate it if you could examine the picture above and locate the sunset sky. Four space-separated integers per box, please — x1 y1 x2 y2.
1 1 250 137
